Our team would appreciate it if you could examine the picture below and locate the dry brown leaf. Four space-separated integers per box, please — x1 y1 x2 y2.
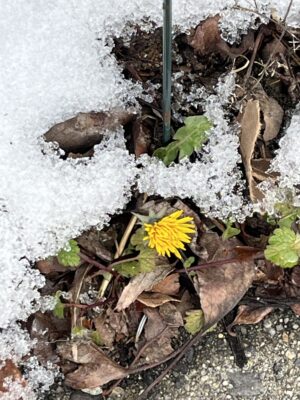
141 306 182 364
151 273 180 296
137 292 180 308
189 16 254 58
65 363 127 390
93 314 115 348
132 117 151 157
77 228 116 262
291 304 300 316
239 99 263 201
44 110 132 152
261 38 287 62
57 341 127 390
71 265 93 331
116 265 172 311
106 308 129 338
228 305 273 333
251 158 278 181
291 266 300 287
260 97 284 142
196 260 255 329
159 303 184 326
30 312 65 364
36 257 67 274
188 16 221 56
0 360 24 392
194 237 256 329
175 290 197 319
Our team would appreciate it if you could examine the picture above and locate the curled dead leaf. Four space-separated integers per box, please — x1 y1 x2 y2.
239 99 262 200
116 264 172 311
189 16 254 58
57 341 127 390
137 292 180 308
151 273 180 296
36 257 67 274
251 159 278 181
141 305 183 364
44 110 132 152
260 96 283 142
77 228 116 262
93 315 115 348
227 305 273 335
0 360 24 393
132 117 151 157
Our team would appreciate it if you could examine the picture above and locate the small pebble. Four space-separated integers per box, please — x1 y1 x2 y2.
276 324 284 331
269 328 276 336
286 350 296 360
282 332 289 343
264 320 272 329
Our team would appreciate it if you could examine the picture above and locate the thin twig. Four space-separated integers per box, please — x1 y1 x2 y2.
103 326 169 397
79 252 114 274
98 194 148 297
176 252 262 273
134 329 208 399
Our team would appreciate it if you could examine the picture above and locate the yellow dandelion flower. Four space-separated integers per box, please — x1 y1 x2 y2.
143 210 196 259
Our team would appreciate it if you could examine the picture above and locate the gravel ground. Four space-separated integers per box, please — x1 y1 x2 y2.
121 309 300 400
53 309 300 400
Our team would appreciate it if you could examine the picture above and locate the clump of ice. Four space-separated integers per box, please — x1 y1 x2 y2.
138 74 250 221
257 104 300 213
270 104 300 190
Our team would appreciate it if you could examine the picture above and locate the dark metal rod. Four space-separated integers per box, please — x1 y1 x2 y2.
162 0 172 143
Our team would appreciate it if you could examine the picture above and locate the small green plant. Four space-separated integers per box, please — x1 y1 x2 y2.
275 202 300 228
154 115 213 166
222 220 240 240
53 291 65 319
264 226 300 268
57 239 80 267
184 309 204 334
183 256 195 269
114 227 162 277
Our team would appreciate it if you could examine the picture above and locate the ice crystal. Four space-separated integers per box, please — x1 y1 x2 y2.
0 324 35 364
271 104 300 190
138 74 251 221
257 104 300 213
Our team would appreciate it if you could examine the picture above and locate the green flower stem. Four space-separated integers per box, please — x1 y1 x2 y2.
162 0 172 143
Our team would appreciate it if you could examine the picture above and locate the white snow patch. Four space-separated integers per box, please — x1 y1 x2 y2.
138 74 251 221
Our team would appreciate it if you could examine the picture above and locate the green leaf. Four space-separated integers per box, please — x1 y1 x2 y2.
114 261 140 277
153 147 167 161
57 239 80 267
274 202 300 228
154 115 212 166
53 291 65 319
138 247 158 272
72 326 89 338
184 309 204 334
183 256 195 269
264 227 300 268
222 221 241 240
130 227 146 248
90 331 103 346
